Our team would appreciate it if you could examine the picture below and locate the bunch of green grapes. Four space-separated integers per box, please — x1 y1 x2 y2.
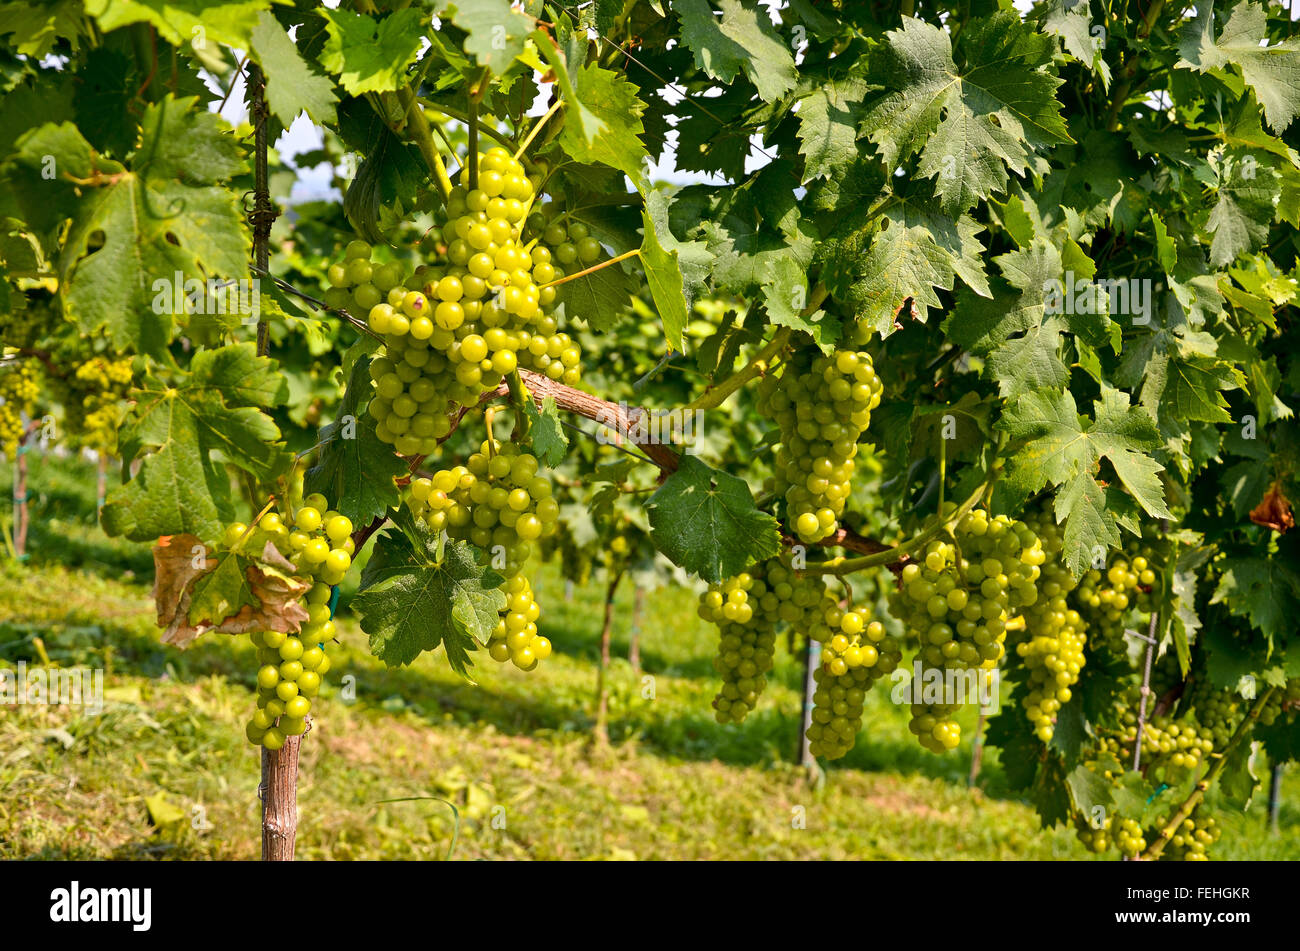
406 438 559 576
1074 813 1146 858
219 494 352 749
1014 511 1087 742
484 572 550 671
331 150 584 459
1105 694 1212 778
1258 677 1300 727
406 438 559 670
698 567 779 723
889 508 1044 752
1183 676 1240 748
756 346 884 543
0 358 40 455
806 607 901 759
1073 544 1160 655
1158 808 1219 861
47 356 133 453
0 293 48 350
764 555 830 630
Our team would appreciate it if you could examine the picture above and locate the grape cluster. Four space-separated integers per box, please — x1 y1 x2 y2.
1074 813 1146 858
329 150 585 458
0 358 39 455
889 508 1044 752
1258 677 1300 726
1160 808 1219 861
757 347 883 543
1073 546 1159 655
219 494 352 748
1102 695 1212 778
406 438 559 576
806 607 901 759
698 568 779 723
1013 511 1087 742
1183 676 1240 748
407 438 559 670
50 356 133 453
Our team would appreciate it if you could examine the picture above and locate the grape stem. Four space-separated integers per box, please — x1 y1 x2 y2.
417 97 517 150
515 98 564 161
540 248 640 289
812 467 998 576
1137 686 1276 861
685 284 828 412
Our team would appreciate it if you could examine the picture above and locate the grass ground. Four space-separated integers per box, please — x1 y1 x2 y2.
1 452 1296 860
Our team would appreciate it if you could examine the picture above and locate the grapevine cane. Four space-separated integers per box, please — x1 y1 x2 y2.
248 60 299 862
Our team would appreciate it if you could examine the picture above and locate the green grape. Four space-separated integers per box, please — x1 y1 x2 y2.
1012 510 1087 743
756 347 884 543
1073 541 1161 655
887 507 1043 754
698 567 780 723
806 608 900 759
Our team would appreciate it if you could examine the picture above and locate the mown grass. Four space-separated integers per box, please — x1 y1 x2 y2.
1 453 1296 860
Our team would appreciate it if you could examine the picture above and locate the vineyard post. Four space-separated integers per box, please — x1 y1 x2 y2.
628 584 644 673
247 59 298 862
1131 610 1159 771
95 453 107 512
799 636 821 771
13 422 37 560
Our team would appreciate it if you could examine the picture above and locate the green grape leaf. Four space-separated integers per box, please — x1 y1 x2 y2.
556 63 650 192
522 394 569 468
319 8 424 95
304 349 407 529
1115 300 1244 426
101 343 290 542
640 202 691 351
999 385 1171 576
861 13 1070 215
644 189 710 337
440 0 534 75
356 531 506 674
644 454 781 583
1218 736 1259 811
1040 0 1111 88
83 0 267 47
795 76 870 182
554 253 636 333
1210 555 1300 643
0 0 83 57
1064 763 1113 820
820 199 990 338
671 0 798 102
1177 1 1300 133
1203 148 1283 267
7 97 248 355
250 10 337 125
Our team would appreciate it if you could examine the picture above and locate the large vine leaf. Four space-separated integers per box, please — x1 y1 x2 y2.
644 454 781 583
999 385 1171 576
860 13 1071 215
556 63 650 192
101 343 291 542
1177 1 1300 133
440 0 534 75
5 96 248 355
83 0 268 47
820 198 990 337
319 8 424 95
671 0 798 102
355 529 506 674
1210 555 1300 644
250 10 337 125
